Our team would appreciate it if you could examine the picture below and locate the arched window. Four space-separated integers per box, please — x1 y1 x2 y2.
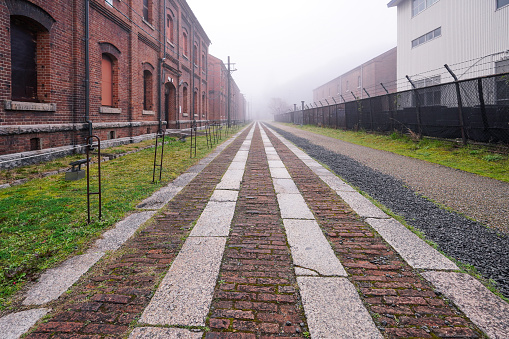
8 2 54 103
182 30 188 56
193 42 198 66
166 14 174 42
143 0 151 23
183 86 188 113
143 70 153 110
10 17 38 101
101 54 114 107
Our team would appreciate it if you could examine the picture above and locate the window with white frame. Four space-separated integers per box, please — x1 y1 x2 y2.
497 0 509 9
412 27 441 48
412 0 439 16
105 0 113 6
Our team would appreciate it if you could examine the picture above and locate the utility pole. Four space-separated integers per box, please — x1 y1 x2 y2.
226 56 237 128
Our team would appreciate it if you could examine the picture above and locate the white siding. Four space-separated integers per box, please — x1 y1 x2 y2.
396 0 509 90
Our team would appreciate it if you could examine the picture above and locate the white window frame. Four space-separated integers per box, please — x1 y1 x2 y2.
412 27 441 48
412 0 439 17
497 0 509 10
105 0 113 6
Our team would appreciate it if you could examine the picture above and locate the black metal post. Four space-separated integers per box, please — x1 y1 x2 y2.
86 135 101 224
152 129 165 182
477 78 490 137
445 64 467 145
406 75 422 136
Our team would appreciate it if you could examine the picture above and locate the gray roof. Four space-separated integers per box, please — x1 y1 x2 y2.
387 0 405 7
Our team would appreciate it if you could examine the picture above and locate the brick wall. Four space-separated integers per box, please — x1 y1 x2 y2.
0 0 214 158
313 47 397 103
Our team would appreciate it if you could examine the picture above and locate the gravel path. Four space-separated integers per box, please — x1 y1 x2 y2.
269 122 509 299
273 123 509 234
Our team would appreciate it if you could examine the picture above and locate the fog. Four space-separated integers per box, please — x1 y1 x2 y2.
186 0 397 120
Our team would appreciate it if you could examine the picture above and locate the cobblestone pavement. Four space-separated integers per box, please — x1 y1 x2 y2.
4 122 506 338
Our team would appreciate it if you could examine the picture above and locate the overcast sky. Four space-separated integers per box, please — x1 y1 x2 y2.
186 0 397 119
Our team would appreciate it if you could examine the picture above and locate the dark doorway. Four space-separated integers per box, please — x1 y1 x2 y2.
164 82 177 128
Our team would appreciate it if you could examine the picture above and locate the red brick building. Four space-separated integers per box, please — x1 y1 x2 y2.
207 54 227 122
313 47 397 103
0 0 213 167
207 54 246 124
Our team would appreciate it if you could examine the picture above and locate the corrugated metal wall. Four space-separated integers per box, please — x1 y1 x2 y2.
396 0 509 91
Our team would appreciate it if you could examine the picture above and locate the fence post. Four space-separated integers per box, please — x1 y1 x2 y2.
325 99 331 127
406 76 423 136
332 97 337 128
477 78 490 137
445 64 467 145
351 91 361 130
319 101 324 127
363 88 373 131
381 83 394 132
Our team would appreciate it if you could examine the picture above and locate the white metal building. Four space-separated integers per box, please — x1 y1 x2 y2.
387 0 509 90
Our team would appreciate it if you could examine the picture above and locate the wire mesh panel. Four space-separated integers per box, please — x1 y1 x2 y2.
275 73 509 144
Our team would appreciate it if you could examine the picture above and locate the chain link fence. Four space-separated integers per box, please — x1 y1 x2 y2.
275 72 509 144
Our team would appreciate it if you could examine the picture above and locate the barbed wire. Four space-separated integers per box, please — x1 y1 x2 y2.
314 51 509 104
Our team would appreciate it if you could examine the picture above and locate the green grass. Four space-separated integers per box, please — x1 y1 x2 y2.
0 137 164 185
0 129 240 310
284 124 509 183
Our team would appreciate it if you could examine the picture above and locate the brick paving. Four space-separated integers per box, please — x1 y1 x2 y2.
262 125 483 339
16 123 491 338
23 128 250 338
206 124 308 338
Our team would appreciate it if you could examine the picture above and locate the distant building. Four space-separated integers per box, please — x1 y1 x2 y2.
313 47 397 104
208 55 245 123
387 0 509 90
208 55 228 122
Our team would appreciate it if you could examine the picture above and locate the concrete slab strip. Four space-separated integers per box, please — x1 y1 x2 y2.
140 237 227 326
295 267 319 276
171 172 199 187
210 189 239 202
337 191 389 219
320 175 356 192
0 308 50 339
268 160 285 168
216 169 245 190
94 211 156 251
298 277 383 339
366 218 459 270
227 161 247 170
284 219 347 276
189 201 237 237
137 185 183 209
269 167 291 179
23 251 105 305
129 327 203 339
266 154 281 161
422 271 509 339
273 178 300 194
277 193 315 220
